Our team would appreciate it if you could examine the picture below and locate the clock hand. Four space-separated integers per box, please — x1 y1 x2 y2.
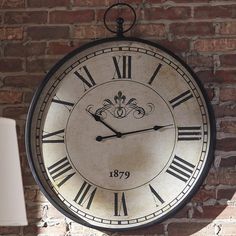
86 109 122 136
96 124 173 142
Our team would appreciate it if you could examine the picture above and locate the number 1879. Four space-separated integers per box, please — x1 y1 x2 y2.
109 170 130 179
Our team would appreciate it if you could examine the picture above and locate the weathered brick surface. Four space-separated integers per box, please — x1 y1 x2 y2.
0 1 236 236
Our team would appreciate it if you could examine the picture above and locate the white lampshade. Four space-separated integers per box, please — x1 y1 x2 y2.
0 118 28 226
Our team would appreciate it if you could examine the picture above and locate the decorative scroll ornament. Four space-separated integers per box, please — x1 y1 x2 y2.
87 91 155 120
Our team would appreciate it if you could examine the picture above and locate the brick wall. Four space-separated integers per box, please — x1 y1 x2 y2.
0 0 236 235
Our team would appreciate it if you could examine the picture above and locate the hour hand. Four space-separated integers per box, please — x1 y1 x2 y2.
86 109 121 136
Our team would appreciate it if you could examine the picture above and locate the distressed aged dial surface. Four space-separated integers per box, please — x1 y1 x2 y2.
26 38 215 230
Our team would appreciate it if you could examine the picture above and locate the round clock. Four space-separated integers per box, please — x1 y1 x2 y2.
26 37 215 230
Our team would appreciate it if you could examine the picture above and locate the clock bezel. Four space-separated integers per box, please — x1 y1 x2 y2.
25 36 216 231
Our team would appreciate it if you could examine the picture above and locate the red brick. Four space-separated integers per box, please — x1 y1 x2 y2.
220 88 236 102
5 11 47 24
73 0 108 6
197 70 236 83
0 227 21 234
0 27 23 40
4 42 46 57
3 106 28 119
96 8 138 23
27 26 70 40
213 104 236 118
0 91 23 104
73 0 142 7
27 0 70 7
50 10 94 24
47 41 80 55
26 58 59 73
220 120 236 134
219 22 236 35
218 188 236 200
193 205 236 219
132 24 166 38
24 91 34 103
121 223 164 235
24 188 37 202
194 39 236 52
220 156 236 167
220 54 236 67
194 5 236 19
0 58 23 72
0 0 24 8
187 55 213 68
4 75 43 88
217 138 236 152
192 188 216 202
73 25 106 39
168 223 214 236
170 22 214 37
144 7 191 20
23 171 37 186
150 0 210 2
158 39 190 53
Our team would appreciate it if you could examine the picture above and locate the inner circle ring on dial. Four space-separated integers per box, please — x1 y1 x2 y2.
64 80 177 191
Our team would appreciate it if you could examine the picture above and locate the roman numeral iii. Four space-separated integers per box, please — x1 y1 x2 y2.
74 66 96 91
114 192 128 216
74 181 97 210
47 157 75 187
166 155 195 182
178 126 202 141
113 55 132 79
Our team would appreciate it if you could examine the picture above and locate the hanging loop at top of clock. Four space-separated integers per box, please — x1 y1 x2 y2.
103 3 136 37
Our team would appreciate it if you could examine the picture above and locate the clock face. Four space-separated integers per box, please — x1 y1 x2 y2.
26 38 215 230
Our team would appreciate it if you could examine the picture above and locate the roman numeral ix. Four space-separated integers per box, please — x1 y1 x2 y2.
74 66 96 91
166 155 195 182
113 56 132 79
74 181 97 209
48 157 75 187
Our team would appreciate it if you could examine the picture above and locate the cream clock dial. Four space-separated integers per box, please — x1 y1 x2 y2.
26 38 215 230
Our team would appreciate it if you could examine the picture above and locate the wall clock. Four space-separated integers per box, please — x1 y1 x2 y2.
26 3 215 231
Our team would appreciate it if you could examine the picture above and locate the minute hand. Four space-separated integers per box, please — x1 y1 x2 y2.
96 124 173 141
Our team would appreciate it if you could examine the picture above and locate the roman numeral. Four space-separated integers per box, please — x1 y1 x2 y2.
166 155 195 182
114 192 128 216
74 181 97 209
169 90 193 108
47 157 75 187
149 184 164 206
148 64 162 85
113 56 132 79
178 126 202 141
52 97 74 111
42 129 64 143
74 66 96 91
